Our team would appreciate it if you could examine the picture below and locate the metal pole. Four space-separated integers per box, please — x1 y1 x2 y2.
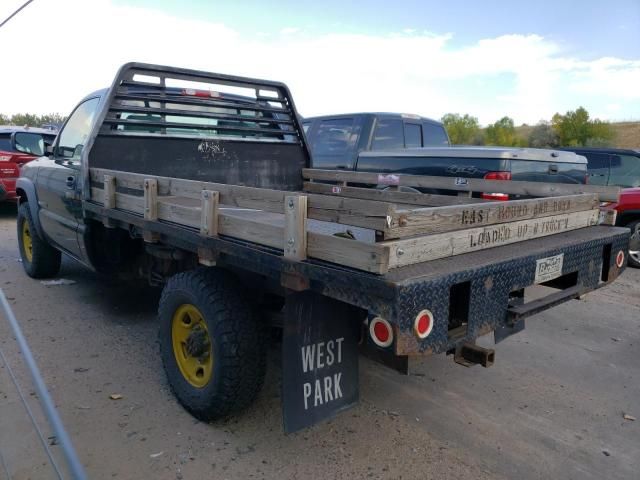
0 0 34 30
0 290 87 480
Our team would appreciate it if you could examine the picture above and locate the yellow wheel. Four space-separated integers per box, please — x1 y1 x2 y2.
17 202 61 278
21 219 33 263
159 268 267 421
171 304 213 388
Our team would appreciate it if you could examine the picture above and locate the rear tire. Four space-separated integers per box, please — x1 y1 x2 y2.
17 202 61 278
626 219 640 268
158 267 267 421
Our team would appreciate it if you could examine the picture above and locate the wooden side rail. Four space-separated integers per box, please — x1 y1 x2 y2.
88 169 606 275
92 168 603 240
302 168 621 202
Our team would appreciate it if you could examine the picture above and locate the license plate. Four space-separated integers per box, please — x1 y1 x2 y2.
535 253 564 284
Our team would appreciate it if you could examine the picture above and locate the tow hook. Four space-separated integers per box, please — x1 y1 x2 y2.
454 342 495 368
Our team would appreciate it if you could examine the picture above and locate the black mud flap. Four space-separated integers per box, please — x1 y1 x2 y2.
282 291 360 433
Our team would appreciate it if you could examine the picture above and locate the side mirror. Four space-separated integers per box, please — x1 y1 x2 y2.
11 132 46 157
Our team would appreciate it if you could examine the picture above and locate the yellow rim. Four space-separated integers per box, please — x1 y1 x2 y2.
22 219 33 263
171 304 213 388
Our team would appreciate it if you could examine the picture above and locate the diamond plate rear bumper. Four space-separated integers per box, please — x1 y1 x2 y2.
381 226 630 356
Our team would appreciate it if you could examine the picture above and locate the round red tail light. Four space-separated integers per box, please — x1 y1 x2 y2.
616 250 625 268
369 317 393 348
414 309 434 339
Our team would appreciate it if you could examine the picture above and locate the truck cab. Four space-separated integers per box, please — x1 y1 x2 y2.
302 113 450 170
17 92 104 265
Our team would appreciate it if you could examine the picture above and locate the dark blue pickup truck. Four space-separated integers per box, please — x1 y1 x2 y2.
303 113 588 200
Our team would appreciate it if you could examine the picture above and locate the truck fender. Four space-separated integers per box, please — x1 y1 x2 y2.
15 178 45 238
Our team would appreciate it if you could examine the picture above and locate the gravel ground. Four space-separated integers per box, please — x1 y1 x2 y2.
0 203 638 479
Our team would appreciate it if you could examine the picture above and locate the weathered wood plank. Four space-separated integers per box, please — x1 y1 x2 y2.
383 209 599 269
391 194 599 236
303 181 486 206
307 233 390 274
144 179 158 221
284 195 308 261
303 169 621 202
90 168 394 231
103 175 116 209
90 188 143 213
200 190 219 237
91 186 388 273
143 178 159 242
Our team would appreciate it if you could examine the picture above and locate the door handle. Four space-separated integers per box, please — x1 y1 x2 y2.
548 164 558 174
66 176 76 189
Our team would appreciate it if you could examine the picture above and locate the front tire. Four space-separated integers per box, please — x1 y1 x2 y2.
626 219 640 268
158 268 267 421
17 202 61 278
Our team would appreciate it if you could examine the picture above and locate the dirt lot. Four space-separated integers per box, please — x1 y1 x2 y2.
0 203 638 480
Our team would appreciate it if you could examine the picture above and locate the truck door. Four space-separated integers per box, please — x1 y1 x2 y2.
36 97 100 259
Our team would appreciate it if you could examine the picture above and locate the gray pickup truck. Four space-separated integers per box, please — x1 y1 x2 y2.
14 63 630 433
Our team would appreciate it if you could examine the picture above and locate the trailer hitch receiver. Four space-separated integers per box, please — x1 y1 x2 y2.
454 342 495 368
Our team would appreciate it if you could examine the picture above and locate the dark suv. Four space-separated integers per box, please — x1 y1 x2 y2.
562 147 640 188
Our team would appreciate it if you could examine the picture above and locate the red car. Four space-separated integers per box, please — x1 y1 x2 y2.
0 126 57 202
602 187 640 268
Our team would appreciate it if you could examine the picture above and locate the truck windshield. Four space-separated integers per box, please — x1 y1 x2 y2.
311 118 356 155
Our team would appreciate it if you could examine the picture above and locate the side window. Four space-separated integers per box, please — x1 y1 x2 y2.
371 119 404 150
584 153 611 186
55 98 100 161
0 134 12 152
302 122 310 134
404 124 422 148
609 154 640 187
585 153 610 169
311 118 356 155
423 123 450 146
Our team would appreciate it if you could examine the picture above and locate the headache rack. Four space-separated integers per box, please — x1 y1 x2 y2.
83 63 310 192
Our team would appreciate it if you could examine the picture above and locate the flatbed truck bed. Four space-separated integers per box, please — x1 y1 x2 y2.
15 63 630 432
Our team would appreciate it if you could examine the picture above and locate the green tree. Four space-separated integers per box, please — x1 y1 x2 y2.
441 113 482 145
0 113 66 127
37 113 66 126
551 107 615 147
9 113 40 126
484 116 522 146
528 121 560 148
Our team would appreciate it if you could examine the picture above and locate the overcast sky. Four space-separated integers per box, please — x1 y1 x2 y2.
1 0 639 125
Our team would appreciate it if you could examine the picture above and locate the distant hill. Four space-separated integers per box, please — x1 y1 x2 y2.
610 122 640 149
514 121 639 150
